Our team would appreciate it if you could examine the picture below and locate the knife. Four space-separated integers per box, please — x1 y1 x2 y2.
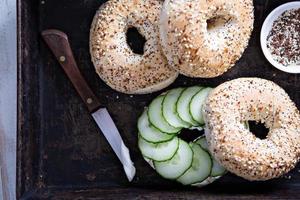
41 29 136 181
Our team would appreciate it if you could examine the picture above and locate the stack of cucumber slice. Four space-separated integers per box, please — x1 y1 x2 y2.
138 86 227 186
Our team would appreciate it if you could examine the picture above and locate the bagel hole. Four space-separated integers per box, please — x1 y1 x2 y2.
179 129 204 143
126 27 146 55
247 121 269 140
206 15 233 31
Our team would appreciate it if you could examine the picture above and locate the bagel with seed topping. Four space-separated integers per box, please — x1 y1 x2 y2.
203 78 300 181
160 0 254 78
90 0 178 94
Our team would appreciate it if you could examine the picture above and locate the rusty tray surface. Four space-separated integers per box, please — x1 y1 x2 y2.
18 0 300 199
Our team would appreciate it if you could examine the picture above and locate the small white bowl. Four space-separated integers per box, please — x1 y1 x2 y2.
260 1 300 73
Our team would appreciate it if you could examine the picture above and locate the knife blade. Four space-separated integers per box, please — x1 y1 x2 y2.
41 29 136 181
92 108 135 181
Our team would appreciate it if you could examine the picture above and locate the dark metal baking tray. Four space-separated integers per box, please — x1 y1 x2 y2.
17 0 300 199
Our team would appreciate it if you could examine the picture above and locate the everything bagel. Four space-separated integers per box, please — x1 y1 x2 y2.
203 78 300 181
160 0 254 78
90 0 178 94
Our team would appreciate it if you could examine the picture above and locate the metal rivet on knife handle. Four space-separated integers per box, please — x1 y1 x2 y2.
87 98 93 104
59 56 66 62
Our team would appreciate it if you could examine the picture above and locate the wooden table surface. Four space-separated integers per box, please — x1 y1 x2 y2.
0 0 17 199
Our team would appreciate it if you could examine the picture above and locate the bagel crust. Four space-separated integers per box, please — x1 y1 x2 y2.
160 0 254 78
90 0 178 94
203 78 300 180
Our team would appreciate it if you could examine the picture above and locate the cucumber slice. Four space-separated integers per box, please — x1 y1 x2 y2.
138 110 174 143
177 143 212 185
192 177 218 187
163 88 190 128
244 121 250 129
195 136 209 151
190 88 213 125
148 95 181 134
195 136 226 177
154 139 193 179
177 86 203 126
211 159 226 177
138 136 179 162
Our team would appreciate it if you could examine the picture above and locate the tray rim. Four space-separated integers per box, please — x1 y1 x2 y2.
17 0 23 198
17 0 40 198
16 186 300 200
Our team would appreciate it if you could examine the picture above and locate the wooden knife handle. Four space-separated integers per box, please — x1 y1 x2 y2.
41 29 101 112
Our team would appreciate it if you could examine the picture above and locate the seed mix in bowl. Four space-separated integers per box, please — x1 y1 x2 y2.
267 8 300 66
